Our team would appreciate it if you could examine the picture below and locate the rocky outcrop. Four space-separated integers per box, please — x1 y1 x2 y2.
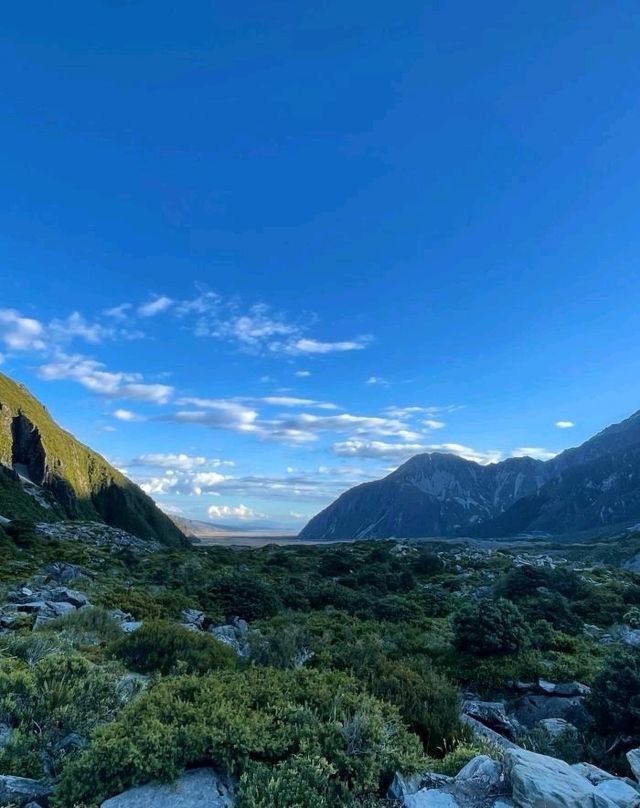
395 748 640 808
100 768 235 807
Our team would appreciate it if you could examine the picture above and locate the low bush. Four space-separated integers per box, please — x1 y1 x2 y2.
110 620 238 675
0 653 123 779
452 598 531 656
54 668 425 807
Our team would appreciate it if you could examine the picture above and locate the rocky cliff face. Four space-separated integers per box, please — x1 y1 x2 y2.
0 372 186 547
300 408 640 540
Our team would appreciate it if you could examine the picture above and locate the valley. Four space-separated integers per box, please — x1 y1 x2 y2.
0 373 640 807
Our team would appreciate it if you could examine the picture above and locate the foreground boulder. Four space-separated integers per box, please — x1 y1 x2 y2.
0 775 52 807
628 749 640 782
100 768 234 807
505 748 611 807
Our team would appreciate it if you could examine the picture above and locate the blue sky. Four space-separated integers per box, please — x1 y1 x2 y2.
1 1 640 527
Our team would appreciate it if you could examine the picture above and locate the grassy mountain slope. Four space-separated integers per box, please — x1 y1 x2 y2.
0 372 186 547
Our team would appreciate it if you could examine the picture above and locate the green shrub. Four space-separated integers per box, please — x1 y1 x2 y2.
452 598 531 656
0 653 123 778
5 519 40 549
238 757 336 808
110 620 237 675
44 607 123 644
588 648 640 739
98 587 167 620
363 659 460 756
624 607 640 629
54 668 425 808
210 573 283 620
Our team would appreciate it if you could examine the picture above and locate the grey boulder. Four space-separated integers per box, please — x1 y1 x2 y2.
537 718 577 738
628 749 640 782
593 779 640 808
462 700 519 739
0 775 52 807
404 790 459 808
504 748 627 807
100 768 234 807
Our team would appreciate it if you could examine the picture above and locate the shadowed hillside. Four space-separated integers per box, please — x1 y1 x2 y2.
0 372 187 547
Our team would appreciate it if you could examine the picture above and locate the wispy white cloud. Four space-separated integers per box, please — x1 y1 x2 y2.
38 353 174 404
511 447 558 461
132 453 234 471
281 336 370 355
131 460 379 504
0 309 46 351
48 312 113 345
424 419 446 429
259 396 338 410
138 296 173 317
555 420 575 429
104 303 132 320
366 375 389 386
112 408 145 422
295 370 311 377
331 439 503 464
208 504 266 521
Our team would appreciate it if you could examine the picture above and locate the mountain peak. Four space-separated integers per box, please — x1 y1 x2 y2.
300 406 640 540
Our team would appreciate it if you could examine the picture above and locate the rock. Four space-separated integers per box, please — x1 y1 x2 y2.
505 748 600 808
453 755 506 803
209 623 250 657
24 803 44 808
572 763 618 785
100 768 234 807
117 672 150 700
553 682 591 697
491 801 515 808
17 600 47 613
45 586 90 608
44 561 93 584
462 700 520 739
182 609 205 630
456 755 502 785
389 772 423 799
54 732 88 755
537 718 577 738
620 627 640 648
389 772 454 799
120 621 143 633
0 775 52 807
33 600 76 629
594 779 640 808
460 714 518 750
0 722 12 748
627 749 640 782
7 587 35 604
512 694 591 729
538 678 557 694
404 790 459 808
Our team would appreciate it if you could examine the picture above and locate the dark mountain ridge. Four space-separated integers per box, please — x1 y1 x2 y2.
300 409 640 540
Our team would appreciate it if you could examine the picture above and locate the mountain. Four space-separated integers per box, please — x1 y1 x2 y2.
0 372 187 547
299 409 640 540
